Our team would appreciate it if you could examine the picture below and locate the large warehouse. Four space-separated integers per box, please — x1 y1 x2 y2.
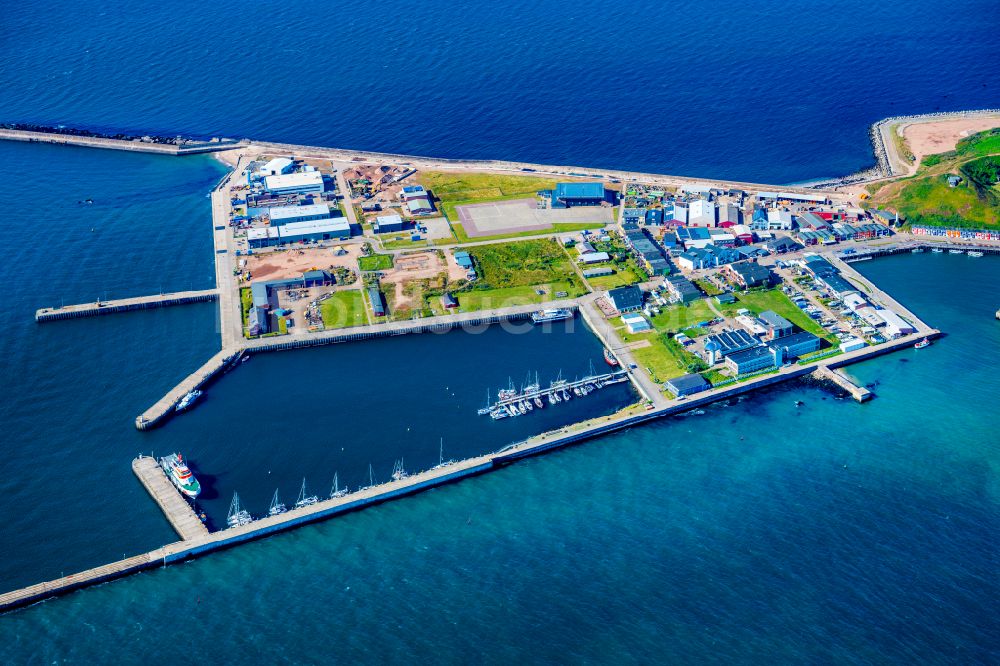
268 203 331 226
264 171 324 195
550 182 606 208
248 218 351 248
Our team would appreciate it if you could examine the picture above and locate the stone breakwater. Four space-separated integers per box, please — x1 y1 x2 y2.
805 108 1000 190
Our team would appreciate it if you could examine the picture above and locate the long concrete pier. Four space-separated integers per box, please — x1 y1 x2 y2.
135 349 243 430
35 289 219 322
0 128 245 155
0 328 939 614
132 457 209 540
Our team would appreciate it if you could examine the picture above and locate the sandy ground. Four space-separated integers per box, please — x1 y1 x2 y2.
902 116 1000 167
380 250 454 309
246 246 362 281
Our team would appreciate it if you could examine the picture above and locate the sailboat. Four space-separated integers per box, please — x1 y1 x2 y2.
391 459 409 482
227 492 252 528
294 478 318 508
477 388 492 415
268 489 287 516
330 473 349 499
432 438 455 470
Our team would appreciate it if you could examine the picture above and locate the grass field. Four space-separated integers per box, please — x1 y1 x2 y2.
872 127 1000 229
651 299 717 333
625 332 705 382
320 290 368 328
418 171 558 218
585 265 643 290
728 289 834 341
451 220 606 244
466 239 581 289
455 281 582 311
358 253 394 271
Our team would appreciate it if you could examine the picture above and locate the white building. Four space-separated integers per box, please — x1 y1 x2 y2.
264 171 324 195
688 199 716 227
256 157 294 178
877 309 916 338
766 209 794 230
268 203 330 226
621 313 651 334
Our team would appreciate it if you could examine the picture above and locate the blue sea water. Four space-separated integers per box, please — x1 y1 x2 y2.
1 0 998 182
1 0 1000 661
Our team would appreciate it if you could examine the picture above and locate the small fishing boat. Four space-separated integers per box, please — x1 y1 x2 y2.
914 337 930 349
948 249 964 255
968 251 984 258
931 248 943 253
604 348 620 367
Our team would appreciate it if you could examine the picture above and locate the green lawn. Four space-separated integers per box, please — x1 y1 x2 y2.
451 220 606 244
730 289 835 341
650 299 717 333
239 287 253 335
320 290 368 328
456 281 583 311
627 332 705 383
358 253 394 271
585 265 643 290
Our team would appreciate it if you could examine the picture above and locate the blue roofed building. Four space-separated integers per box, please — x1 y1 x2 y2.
550 182 606 208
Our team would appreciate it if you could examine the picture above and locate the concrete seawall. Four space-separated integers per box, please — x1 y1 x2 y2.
36 290 218 322
135 349 243 430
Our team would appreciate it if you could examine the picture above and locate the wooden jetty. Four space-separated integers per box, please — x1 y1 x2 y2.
132 456 209 540
35 289 218 322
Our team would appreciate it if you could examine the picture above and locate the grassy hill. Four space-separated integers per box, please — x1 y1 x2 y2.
871 128 1000 229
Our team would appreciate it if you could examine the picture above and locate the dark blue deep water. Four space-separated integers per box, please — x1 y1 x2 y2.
1 0 999 662
1 0 998 182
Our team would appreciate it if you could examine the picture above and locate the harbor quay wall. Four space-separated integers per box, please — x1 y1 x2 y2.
36 290 219 322
842 242 1000 262
0 330 940 614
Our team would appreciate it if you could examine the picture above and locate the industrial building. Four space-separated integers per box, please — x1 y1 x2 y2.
264 171 324 195
248 218 351 248
373 214 406 234
766 209 795 230
609 285 643 312
725 345 781 375
767 331 821 358
550 182 606 208
665 373 709 397
758 310 793 340
580 251 611 264
705 329 758 357
675 226 713 250
268 203 331 226
688 199 716 227
256 157 294 178
877 309 916 338
718 204 741 228
401 185 434 215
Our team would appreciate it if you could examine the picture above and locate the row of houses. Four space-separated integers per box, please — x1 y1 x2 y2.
622 228 672 276
910 225 1000 241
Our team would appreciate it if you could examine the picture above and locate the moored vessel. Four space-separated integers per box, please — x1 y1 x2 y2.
914 337 930 349
604 348 619 367
160 453 201 498
175 389 203 412
530 308 573 324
